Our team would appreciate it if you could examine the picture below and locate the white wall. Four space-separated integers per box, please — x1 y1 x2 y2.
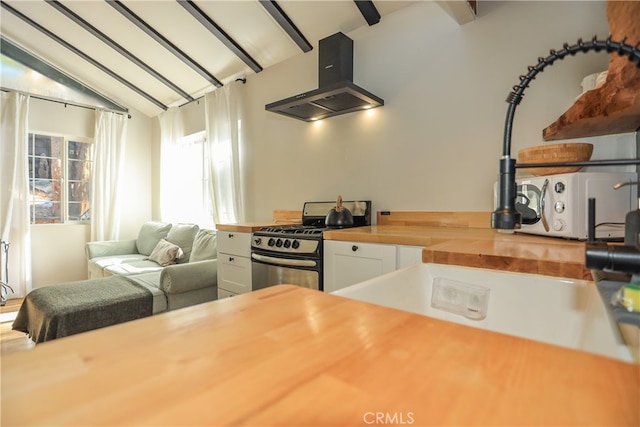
161 1 636 224
230 0 622 221
176 1 624 221
28 99 153 287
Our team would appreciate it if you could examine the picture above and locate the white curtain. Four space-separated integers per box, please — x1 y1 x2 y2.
204 81 246 225
157 107 186 223
0 92 31 299
92 110 127 241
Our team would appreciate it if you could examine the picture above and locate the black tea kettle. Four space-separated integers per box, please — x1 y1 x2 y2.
325 195 354 228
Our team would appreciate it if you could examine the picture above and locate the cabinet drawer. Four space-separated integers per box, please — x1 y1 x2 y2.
218 254 252 294
217 231 251 257
326 240 397 260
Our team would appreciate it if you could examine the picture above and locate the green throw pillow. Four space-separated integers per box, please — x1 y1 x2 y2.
136 221 172 256
166 223 199 264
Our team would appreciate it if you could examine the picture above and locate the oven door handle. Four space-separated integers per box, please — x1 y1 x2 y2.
251 253 317 268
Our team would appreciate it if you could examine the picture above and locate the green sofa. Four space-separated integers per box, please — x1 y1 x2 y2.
86 221 218 314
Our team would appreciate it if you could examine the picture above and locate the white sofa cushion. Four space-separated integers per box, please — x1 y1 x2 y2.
103 260 164 276
91 254 148 269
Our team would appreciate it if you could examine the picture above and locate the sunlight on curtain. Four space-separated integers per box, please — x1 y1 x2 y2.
158 107 187 224
204 80 246 225
0 92 32 299
92 110 127 241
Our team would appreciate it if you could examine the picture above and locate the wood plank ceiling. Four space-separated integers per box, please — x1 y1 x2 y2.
0 0 422 118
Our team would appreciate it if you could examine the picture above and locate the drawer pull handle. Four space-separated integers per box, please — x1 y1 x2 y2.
229 257 235 262
228 233 234 238
351 245 358 252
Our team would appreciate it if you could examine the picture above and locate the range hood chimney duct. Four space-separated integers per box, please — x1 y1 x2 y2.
265 32 384 121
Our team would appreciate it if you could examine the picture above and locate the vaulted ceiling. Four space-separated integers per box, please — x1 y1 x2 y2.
0 0 436 118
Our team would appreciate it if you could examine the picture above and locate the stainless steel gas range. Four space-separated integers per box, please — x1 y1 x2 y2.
251 200 371 291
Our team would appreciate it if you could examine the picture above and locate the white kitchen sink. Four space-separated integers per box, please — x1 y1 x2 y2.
332 263 637 362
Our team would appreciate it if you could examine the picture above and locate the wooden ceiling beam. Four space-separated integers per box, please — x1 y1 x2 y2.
354 1 381 26
178 0 263 73
46 0 193 101
107 0 223 88
1 35 128 113
436 1 477 25
1 1 167 111
259 0 312 53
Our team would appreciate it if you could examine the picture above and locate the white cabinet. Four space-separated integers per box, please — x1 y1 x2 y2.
324 242 424 293
324 241 396 293
217 288 238 299
217 231 252 299
397 245 423 269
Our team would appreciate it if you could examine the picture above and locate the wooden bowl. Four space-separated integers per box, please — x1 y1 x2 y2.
517 143 593 176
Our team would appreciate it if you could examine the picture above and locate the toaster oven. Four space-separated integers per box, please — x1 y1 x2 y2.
496 172 637 240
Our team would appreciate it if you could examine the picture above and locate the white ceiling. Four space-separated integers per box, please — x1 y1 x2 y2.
0 0 421 118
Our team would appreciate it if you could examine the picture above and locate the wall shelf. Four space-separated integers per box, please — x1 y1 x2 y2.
542 1 640 142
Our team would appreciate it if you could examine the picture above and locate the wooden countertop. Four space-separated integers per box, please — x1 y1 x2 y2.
217 210 302 232
216 222 281 233
324 226 591 280
220 211 590 279
2 285 638 426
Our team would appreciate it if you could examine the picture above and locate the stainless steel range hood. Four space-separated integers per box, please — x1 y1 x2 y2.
265 32 384 122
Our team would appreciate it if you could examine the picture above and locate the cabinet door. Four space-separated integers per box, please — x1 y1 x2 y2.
218 254 252 295
217 231 251 257
397 245 423 269
324 241 396 293
217 288 238 299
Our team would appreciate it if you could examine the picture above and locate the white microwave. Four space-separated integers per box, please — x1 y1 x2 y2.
495 172 637 240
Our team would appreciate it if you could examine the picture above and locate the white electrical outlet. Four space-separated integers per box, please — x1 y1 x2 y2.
431 277 490 320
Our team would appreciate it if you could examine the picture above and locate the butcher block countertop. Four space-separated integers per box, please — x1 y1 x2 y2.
217 210 302 232
2 285 638 426
324 225 591 280
219 211 592 279
216 221 280 233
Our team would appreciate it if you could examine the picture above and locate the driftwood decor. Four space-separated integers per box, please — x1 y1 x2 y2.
542 1 640 141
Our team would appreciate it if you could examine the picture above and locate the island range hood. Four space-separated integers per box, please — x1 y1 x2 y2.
265 32 384 122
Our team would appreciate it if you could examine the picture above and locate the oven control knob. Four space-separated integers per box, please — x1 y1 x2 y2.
254 237 262 246
276 238 283 247
291 240 300 249
554 201 565 213
552 219 566 231
283 239 291 248
554 182 565 193
268 238 275 247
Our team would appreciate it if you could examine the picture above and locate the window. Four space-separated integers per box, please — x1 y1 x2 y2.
28 132 93 224
162 131 214 228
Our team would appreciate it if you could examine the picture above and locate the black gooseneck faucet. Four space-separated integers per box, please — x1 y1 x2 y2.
491 36 640 232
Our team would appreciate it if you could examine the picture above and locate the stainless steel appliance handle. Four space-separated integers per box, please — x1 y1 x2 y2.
540 178 550 232
251 253 317 268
